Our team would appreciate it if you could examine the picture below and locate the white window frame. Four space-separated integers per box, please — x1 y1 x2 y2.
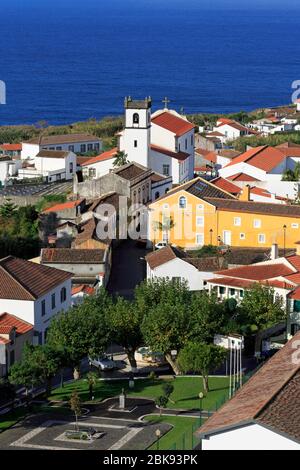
163 204 169 210
292 223 299 229
253 219 261 228
258 233 266 244
179 196 187 209
240 233 246 240
197 204 204 211
234 217 241 227
196 233 204 246
196 216 204 227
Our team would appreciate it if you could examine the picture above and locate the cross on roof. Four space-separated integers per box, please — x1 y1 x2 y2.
162 97 171 109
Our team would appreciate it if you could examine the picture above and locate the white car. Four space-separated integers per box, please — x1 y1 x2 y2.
88 356 116 371
155 241 168 250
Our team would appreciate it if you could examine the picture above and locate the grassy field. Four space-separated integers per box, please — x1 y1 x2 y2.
144 415 202 450
50 376 229 411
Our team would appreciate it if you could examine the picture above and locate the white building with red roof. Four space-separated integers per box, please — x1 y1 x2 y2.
206 245 300 338
0 313 33 377
213 118 258 143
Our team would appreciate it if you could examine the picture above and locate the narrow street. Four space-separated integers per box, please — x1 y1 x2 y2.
107 239 149 299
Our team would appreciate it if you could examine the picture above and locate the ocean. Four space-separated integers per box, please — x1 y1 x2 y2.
0 1 300 125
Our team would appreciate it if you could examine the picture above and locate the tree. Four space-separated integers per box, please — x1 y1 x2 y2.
28 344 60 396
47 290 111 379
0 379 16 408
112 150 129 167
152 215 175 245
239 284 286 333
162 382 175 404
0 198 17 218
177 342 227 393
155 395 168 416
86 372 98 400
108 297 143 371
70 391 82 431
9 345 40 405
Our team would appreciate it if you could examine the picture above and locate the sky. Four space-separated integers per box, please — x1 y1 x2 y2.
1 0 300 11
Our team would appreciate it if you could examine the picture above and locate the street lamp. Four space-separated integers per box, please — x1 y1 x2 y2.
155 429 161 451
199 392 204 426
283 224 287 257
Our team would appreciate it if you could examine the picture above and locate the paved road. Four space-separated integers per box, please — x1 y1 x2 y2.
107 239 149 299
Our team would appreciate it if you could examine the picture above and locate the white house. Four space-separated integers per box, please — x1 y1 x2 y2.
0 156 22 185
21 133 102 160
0 256 72 344
80 147 118 179
198 332 300 450
213 118 257 143
145 245 222 290
18 149 77 182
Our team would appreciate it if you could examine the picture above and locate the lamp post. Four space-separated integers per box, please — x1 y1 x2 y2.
283 224 287 257
155 429 161 451
199 392 204 426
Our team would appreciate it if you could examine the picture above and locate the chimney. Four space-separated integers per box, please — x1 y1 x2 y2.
271 243 279 260
239 185 251 201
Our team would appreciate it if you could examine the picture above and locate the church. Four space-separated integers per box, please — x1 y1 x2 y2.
82 97 195 185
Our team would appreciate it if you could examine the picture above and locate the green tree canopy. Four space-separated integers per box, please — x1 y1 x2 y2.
177 342 227 392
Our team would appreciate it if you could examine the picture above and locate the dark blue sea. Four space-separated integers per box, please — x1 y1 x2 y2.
1 0 300 125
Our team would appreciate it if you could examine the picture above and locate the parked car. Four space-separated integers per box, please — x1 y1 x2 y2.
155 241 168 250
88 355 116 371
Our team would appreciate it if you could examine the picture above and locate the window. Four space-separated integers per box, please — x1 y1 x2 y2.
191 135 194 145
197 204 204 211
163 203 169 210
163 164 170 176
234 217 241 226
69 162 73 174
239 290 244 298
87 144 93 151
219 286 226 295
172 277 181 283
196 216 204 227
240 233 245 240
133 113 139 125
155 191 160 200
134 140 138 148
68 145 74 152
258 233 266 243
162 232 168 242
94 143 100 151
56 146 62 151
51 293 56 310
89 168 96 178
196 233 204 245
41 300 46 317
292 223 299 229
80 144 86 153
165 188 169 194
179 196 187 209
185 139 187 150
253 219 261 228
60 287 67 303
230 288 235 296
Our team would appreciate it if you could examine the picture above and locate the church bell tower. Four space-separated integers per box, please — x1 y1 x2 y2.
123 96 152 168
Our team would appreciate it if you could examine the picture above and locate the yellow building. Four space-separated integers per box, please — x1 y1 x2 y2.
148 177 300 250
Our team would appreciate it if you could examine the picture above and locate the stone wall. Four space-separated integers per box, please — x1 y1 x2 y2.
74 172 130 199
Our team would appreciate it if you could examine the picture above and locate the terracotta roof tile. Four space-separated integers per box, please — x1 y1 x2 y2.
199 332 300 440
211 177 241 195
41 248 105 264
81 147 118 166
151 111 195 137
206 197 300 218
225 145 286 171
228 173 259 182
0 312 33 335
26 133 101 145
151 144 189 161
215 263 294 280
0 256 71 300
42 199 83 213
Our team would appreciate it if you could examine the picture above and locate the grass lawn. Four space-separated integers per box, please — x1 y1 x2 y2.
50 376 229 411
144 415 202 450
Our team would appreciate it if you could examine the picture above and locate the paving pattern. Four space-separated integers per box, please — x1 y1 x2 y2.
0 398 171 451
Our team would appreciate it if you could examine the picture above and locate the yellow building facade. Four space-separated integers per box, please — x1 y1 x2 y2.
148 179 300 250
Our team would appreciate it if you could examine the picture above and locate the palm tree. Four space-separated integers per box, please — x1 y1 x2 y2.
113 151 129 167
152 215 175 246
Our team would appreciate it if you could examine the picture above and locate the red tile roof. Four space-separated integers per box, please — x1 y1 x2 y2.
0 256 72 300
199 331 300 440
228 173 259 182
151 112 195 137
207 277 255 288
81 147 118 166
0 312 33 335
72 285 95 296
216 263 294 280
150 144 189 161
42 199 82 213
0 143 22 151
225 145 286 172
211 177 241 195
